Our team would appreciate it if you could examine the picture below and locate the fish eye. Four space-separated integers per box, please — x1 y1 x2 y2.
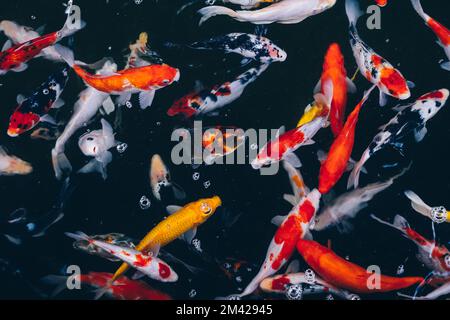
43 89 49 95
162 79 170 84
200 202 212 215
87 137 94 141
444 254 450 268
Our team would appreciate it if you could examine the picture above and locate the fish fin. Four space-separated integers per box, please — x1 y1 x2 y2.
181 228 197 244
440 62 450 71
194 80 205 93
64 231 90 242
12 63 28 73
347 157 368 174
8 208 27 224
404 190 432 216
240 58 251 67
304 231 314 240
41 275 69 297
254 25 268 36
52 98 65 109
131 271 146 280
345 0 364 27
171 182 186 200
52 149 73 180
93 285 111 300
321 79 334 108
346 77 357 93
16 94 27 104
149 243 161 257
283 152 302 168
32 213 64 238
410 0 429 21
4 234 22 245
371 214 409 233
286 259 300 274
78 159 108 180
302 139 316 146
198 6 238 26
54 44 75 67
347 151 369 189
407 81 416 89
379 90 388 107
35 25 46 34
317 149 327 164
100 119 115 146
116 93 132 106
392 103 411 113
139 90 156 110
166 205 182 215
313 80 322 94
2 39 12 51
59 3 86 38
414 125 428 142
40 114 56 125
283 194 297 207
101 96 115 115
163 252 203 274
276 126 285 138
271 215 287 227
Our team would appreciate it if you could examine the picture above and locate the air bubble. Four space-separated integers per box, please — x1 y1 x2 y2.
116 143 128 154
304 269 315 284
125 101 133 109
192 172 200 181
134 0 143 4
203 181 211 189
188 289 196 298
192 239 202 252
139 196 151 210
326 294 334 300
396 264 404 275
431 206 447 224
286 284 303 300
235 276 242 283
250 143 258 150
349 294 361 300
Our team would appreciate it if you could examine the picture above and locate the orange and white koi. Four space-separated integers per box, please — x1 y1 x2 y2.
404 190 450 224
228 189 321 298
42 272 172 300
372 214 450 274
318 86 375 195
66 232 178 283
150 154 186 201
296 239 424 293
345 0 412 106
55 46 180 110
0 4 84 75
411 0 450 71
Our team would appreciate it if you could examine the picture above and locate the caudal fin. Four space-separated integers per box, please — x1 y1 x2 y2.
65 231 91 242
345 0 364 27
52 149 73 180
404 190 432 217
410 0 429 21
198 6 238 25
347 150 369 189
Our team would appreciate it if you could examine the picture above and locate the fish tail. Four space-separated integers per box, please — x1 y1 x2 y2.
397 292 425 300
371 214 410 234
410 0 429 22
345 0 363 28
93 280 114 300
347 149 369 189
404 190 432 217
59 3 86 39
198 6 238 26
54 44 75 67
52 149 73 180
64 231 91 242
111 263 129 282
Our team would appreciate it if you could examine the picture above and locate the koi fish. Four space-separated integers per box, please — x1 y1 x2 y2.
314 167 408 232
189 33 287 63
112 196 222 281
296 239 424 293
72 233 136 262
167 63 268 118
52 61 116 180
318 86 376 194
0 20 71 63
230 189 321 298
55 46 180 110
411 0 450 71
150 154 186 201
251 116 326 170
0 147 32 176
77 119 120 180
404 190 450 224
348 89 449 189
296 80 334 128
345 0 412 106
315 43 356 137
198 0 337 25
7 68 69 137
259 260 354 299
42 272 172 300
66 232 178 283
0 4 84 75
399 281 450 300
281 161 309 207
371 214 450 274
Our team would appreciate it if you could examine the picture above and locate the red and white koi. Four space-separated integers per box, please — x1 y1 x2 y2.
372 214 450 274
198 0 336 25
65 232 178 283
345 0 412 106
229 189 321 298
411 0 450 71
0 4 84 75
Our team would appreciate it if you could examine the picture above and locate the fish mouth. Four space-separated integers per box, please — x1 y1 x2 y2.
174 69 181 82
211 196 222 209
398 92 411 100
7 129 19 137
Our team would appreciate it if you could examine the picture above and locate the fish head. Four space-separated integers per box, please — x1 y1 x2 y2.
78 131 103 157
379 67 410 100
193 196 222 224
414 89 449 122
50 67 70 90
7 110 40 137
265 41 287 62
324 43 344 69
154 64 180 88
156 260 179 282
167 93 199 118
